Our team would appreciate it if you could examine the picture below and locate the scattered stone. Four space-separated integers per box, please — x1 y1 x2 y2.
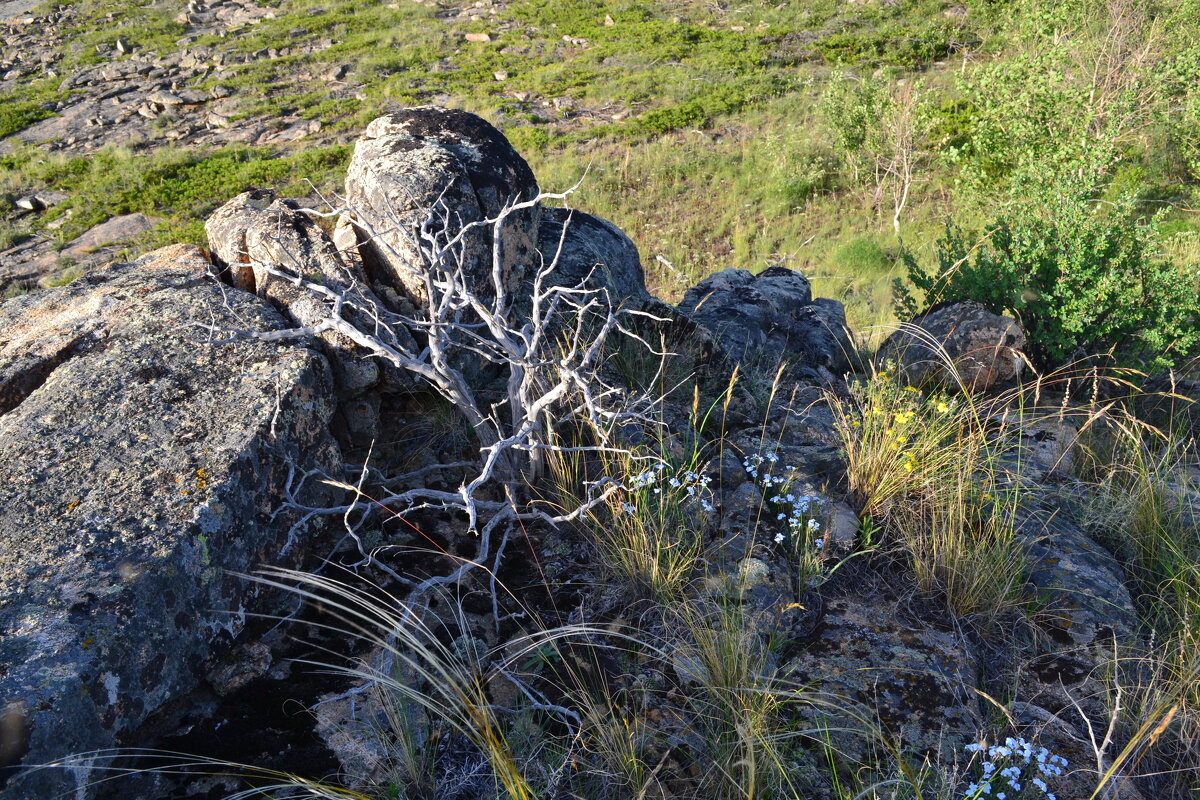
205 108 233 128
175 88 209 104
114 36 131 54
146 88 186 106
464 31 491 42
323 63 349 81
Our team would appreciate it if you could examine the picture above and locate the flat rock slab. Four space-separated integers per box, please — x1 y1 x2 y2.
0 0 40 22
0 245 340 799
787 592 982 763
61 213 159 259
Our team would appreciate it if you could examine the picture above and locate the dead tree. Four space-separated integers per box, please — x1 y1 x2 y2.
204 186 669 602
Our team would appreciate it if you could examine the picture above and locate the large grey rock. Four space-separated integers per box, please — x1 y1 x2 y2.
537 206 649 308
342 107 541 305
205 190 420 449
787 592 983 763
206 189 424 398
676 266 854 377
878 300 1026 392
0 245 340 799
1004 510 1143 800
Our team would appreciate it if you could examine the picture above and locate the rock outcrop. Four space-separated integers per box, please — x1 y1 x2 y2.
537 207 650 307
0 106 1168 800
878 300 1026 392
342 107 542 305
0 245 340 799
676 266 856 379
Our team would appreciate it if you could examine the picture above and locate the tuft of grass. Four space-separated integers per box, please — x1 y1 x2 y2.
250 568 536 800
1077 419 1200 796
828 349 1026 623
670 600 782 800
550 439 710 602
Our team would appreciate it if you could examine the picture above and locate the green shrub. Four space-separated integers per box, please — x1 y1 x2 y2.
819 71 887 173
830 237 892 276
895 192 1200 371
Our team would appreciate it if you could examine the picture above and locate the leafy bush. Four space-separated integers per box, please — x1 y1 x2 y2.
819 71 887 176
0 99 55 140
895 192 1200 371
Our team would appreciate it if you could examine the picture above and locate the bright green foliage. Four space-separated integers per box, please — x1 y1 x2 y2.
0 99 55 141
0 144 351 247
896 191 1200 371
819 72 888 178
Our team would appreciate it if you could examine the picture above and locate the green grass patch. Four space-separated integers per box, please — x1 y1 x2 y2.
1 142 351 249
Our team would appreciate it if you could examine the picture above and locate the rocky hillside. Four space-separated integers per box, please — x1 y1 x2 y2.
2 106 1195 800
5 0 1195 335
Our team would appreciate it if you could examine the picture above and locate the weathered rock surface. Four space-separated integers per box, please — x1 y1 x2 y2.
1001 510 1143 800
205 188 424 449
676 266 855 378
59 212 159 260
537 206 650 308
0 245 340 799
205 188 412 394
0 106 1166 800
342 107 541 305
788 591 983 761
878 300 1026 392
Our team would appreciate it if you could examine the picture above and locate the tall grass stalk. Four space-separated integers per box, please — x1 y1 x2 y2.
249 567 536 800
671 601 782 800
828 345 1026 623
1078 420 1200 795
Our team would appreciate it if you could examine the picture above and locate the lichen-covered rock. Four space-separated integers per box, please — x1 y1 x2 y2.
676 266 853 378
537 207 650 308
1015 415 1081 480
787 593 983 763
205 189 410 395
983 510 1144 800
205 190 424 446
1019 510 1138 652
1013 509 1139 721
877 300 1026 392
342 107 541 305
0 245 340 799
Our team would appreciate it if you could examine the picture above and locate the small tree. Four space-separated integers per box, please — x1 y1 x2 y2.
821 72 930 233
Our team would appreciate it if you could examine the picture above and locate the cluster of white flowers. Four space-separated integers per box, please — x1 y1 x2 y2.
744 451 823 548
963 738 1067 800
621 462 715 514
